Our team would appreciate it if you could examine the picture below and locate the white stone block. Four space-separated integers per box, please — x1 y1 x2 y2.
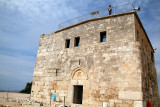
102 102 107 107
118 91 143 100
99 82 106 86
134 101 143 107
100 90 105 94
34 72 42 75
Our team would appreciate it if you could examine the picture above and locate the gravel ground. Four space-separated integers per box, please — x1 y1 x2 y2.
0 92 32 107
0 92 67 107
0 92 30 100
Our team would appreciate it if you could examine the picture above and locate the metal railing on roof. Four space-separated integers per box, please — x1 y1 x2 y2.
58 3 134 30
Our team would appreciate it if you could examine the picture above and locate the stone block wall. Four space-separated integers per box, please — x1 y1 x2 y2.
31 12 159 107
135 15 159 106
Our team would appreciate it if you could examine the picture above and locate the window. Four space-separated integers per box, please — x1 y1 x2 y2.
100 31 106 42
74 37 80 47
73 85 83 104
56 69 59 76
65 39 70 48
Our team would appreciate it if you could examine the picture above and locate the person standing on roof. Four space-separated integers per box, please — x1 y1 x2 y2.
108 5 112 15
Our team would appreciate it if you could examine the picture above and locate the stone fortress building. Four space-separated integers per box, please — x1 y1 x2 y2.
31 11 159 107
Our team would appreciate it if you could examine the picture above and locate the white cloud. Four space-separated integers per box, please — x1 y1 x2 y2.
0 0 79 21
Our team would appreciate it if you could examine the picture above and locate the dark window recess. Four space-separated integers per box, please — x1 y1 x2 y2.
100 31 106 42
137 31 139 40
75 37 80 47
65 39 70 48
73 85 83 104
79 59 81 65
56 69 59 76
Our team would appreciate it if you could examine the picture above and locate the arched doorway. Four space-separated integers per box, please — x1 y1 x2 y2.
70 68 88 105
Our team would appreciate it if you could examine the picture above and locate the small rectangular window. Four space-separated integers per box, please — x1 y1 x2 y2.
100 31 106 42
65 39 70 48
74 37 80 47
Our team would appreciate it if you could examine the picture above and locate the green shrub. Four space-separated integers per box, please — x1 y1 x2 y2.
20 82 32 94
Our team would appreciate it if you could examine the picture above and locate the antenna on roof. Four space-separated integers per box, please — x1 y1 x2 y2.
132 4 140 11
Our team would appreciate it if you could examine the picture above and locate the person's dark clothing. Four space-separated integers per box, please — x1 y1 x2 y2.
108 6 112 15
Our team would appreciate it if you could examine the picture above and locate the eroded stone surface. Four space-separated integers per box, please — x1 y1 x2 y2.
31 12 159 107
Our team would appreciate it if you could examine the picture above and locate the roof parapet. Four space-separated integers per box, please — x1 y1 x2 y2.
58 3 134 30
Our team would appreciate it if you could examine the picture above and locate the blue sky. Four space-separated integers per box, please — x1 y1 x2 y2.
0 0 160 93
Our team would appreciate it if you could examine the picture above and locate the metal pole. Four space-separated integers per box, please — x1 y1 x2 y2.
64 96 65 107
7 88 9 101
50 93 51 106
114 102 116 107
132 4 135 11
50 97 51 106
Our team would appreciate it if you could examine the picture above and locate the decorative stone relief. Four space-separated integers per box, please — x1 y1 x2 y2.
72 68 87 80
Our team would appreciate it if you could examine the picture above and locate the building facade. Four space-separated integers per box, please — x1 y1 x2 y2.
31 12 159 107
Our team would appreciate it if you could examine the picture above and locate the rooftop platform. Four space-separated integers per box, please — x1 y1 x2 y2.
55 11 136 33
58 3 134 30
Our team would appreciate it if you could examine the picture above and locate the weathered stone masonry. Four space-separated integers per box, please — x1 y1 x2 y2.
31 12 159 107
